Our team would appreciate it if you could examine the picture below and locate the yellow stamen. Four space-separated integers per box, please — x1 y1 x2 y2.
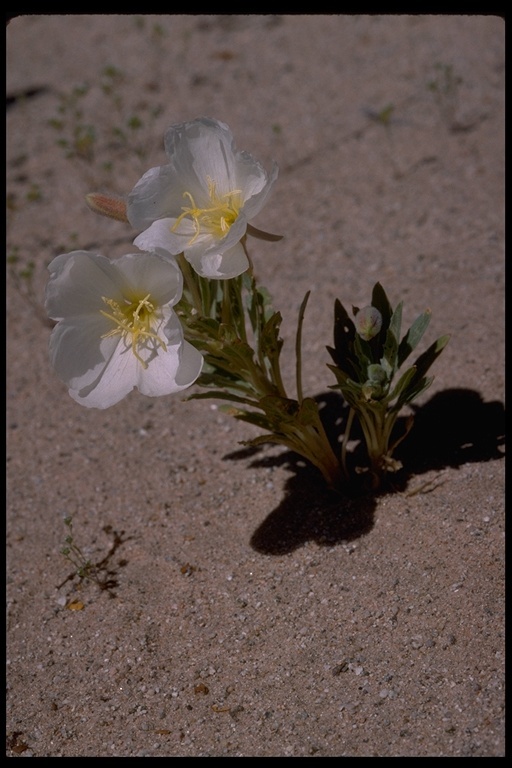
171 176 242 244
100 294 167 368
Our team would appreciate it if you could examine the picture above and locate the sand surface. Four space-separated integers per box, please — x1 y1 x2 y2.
6 14 505 757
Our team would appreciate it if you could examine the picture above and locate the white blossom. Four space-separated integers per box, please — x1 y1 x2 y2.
127 117 278 279
45 250 203 409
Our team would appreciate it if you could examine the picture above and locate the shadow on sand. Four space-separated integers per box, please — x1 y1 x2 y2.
224 388 505 555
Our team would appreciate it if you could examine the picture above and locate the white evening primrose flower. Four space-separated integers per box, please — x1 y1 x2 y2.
127 117 279 279
45 250 203 409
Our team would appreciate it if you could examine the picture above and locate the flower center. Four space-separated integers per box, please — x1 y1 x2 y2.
100 293 167 368
172 176 242 244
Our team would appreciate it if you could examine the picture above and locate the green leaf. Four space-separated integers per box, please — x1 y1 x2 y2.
326 363 357 390
397 334 450 405
387 365 418 405
244 274 274 334
382 328 399 376
399 375 435 406
389 301 403 348
187 390 258 406
381 302 402 375
260 311 283 360
233 395 303 436
327 365 364 409
259 395 300 423
397 309 431 367
412 334 450 380
326 350 354 381
353 333 374 374
241 433 287 448
371 282 393 333
332 298 356 363
295 396 325 427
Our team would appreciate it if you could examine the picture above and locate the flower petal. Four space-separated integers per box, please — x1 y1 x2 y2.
68 316 203 409
45 250 122 321
69 337 140 409
164 117 238 195
133 218 194 257
127 164 187 230
114 250 183 306
137 331 203 398
184 240 249 279
49 312 117 389
127 117 278 279
46 249 201 409
238 158 279 219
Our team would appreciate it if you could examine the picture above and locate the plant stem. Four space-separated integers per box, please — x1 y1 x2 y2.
295 291 311 403
341 406 356 479
178 253 202 313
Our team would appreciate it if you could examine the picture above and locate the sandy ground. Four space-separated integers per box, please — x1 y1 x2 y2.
6 14 505 757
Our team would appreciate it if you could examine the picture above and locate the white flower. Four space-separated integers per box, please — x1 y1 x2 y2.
127 117 278 279
45 250 203 409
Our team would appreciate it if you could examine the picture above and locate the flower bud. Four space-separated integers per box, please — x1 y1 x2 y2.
85 193 129 223
355 306 382 341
